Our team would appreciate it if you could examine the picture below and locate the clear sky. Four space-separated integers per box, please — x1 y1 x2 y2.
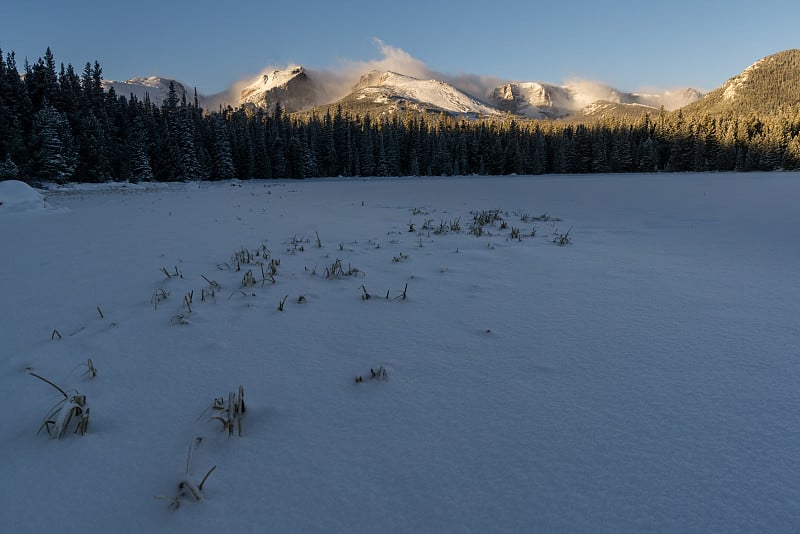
1 0 798 95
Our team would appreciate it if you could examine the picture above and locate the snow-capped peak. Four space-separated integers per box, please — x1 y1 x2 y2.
489 79 703 118
352 70 500 116
119 76 170 88
239 65 313 110
248 66 306 93
103 76 191 105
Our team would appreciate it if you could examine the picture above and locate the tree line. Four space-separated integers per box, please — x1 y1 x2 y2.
2 48 800 183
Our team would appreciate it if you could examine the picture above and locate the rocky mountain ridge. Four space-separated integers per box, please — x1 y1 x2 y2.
104 49 800 120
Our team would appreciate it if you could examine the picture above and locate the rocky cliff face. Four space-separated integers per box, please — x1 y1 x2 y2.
239 66 319 112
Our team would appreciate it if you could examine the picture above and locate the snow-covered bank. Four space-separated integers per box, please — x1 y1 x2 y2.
1 173 798 533
0 180 61 213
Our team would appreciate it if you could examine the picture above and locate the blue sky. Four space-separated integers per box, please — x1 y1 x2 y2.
1 0 798 95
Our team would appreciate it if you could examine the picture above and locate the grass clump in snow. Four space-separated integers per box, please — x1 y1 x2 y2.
81 358 98 378
206 385 246 437
323 258 360 279
155 438 217 509
395 283 408 300
151 288 169 310
285 235 309 254
201 274 221 292
469 209 503 236
226 244 272 271
28 369 90 439
183 291 194 312
278 295 288 311
553 227 573 246
160 266 183 280
354 366 389 384
170 313 189 326
360 285 371 300
241 269 258 288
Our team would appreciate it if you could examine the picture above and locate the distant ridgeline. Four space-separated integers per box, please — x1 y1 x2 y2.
1 48 799 183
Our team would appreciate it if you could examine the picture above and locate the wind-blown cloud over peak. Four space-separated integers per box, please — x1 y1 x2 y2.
199 41 701 113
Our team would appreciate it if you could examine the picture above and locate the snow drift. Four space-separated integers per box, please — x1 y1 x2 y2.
0 180 57 213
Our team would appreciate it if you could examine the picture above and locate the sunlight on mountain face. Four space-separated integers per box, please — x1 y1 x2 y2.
102 42 704 118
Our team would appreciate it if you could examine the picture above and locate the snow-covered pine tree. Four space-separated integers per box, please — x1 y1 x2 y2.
129 116 154 183
210 114 235 180
29 101 76 183
0 154 18 179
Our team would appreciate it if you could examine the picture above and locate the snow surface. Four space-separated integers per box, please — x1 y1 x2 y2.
0 180 60 213
1 174 799 533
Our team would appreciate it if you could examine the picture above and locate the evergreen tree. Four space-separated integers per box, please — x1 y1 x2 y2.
160 85 203 181
0 154 19 180
570 125 592 173
591 130 610 173
29 101 76 182
74 111 111 182
784 137 800 169
128 116 154 182
0 51 27 166
209 114 235 180
637 138 658 172
359 118 375 176
271 135 287 178
530 130 546 174
611 129 633 172
26 48 59 111
251 114 272 178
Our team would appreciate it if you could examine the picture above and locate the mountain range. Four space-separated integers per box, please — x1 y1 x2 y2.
103 49 800 120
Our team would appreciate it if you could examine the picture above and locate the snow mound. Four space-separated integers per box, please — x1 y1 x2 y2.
0 180 55 213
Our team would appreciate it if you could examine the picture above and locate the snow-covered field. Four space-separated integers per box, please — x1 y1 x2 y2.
1 174 798 533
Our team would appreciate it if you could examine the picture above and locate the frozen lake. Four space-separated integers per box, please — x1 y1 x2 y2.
1 173 798 532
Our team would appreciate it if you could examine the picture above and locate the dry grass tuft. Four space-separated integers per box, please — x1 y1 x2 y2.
155 438 217 509
28 370 90 439
208 385 246 437
553 227 573 246
160 266 183 279
82 358 97 378
323 258 360 279
355 366 389 384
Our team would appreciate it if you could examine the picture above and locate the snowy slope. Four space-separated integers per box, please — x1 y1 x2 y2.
238 66 317 111
490 81 581 118
1 174 799 533
0 179 60 213
103 76 195 106
351 71 501 116
722 55 770 101
489 81 703 118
